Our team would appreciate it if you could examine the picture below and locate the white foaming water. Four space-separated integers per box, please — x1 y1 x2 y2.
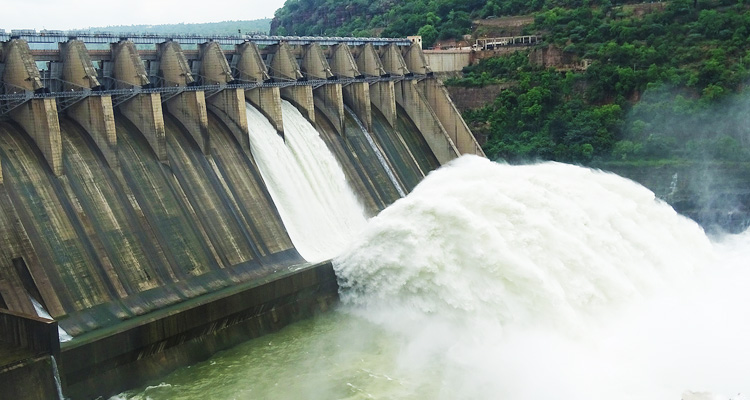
116 156 750 400
245 101 366 263
334 155 749 400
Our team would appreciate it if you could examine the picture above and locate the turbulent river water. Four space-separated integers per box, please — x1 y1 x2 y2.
115 155 750 400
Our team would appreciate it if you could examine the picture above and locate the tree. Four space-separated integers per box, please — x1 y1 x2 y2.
417 25 439 48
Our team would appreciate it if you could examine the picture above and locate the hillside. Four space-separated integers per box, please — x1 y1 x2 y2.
273 0 750 166
89 19 271 35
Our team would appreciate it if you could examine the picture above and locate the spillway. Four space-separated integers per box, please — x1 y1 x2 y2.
244 101 367 263
0 33 488 400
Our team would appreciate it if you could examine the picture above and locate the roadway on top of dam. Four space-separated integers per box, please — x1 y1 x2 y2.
1 30 413 47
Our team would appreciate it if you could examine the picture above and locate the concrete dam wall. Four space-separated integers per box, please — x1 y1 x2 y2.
0 33 483 398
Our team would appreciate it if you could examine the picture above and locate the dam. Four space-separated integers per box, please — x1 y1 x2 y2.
0 31 483 399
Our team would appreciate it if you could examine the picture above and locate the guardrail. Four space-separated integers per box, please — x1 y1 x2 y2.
0 74 428 116
1 30 412 47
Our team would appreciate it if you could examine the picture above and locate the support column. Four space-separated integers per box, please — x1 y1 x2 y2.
111 40 168 163
281 86 315 124
355 43 396 128
418 78 485 157
235 42 284 136
302 43 343 134
401 42 433 76
246 87 283 136
200 41 248 152
313 84 344 136
2 39 63 176
268 42 304 81
159 41 210 154
395 80 459 165
329 44 372 132
209 88 249 151
380 43 411 77
60 40 118 167
268 42 315 123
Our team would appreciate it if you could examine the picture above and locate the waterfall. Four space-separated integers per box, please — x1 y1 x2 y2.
345 105 407 198
50 355 65 400
244 101 366 263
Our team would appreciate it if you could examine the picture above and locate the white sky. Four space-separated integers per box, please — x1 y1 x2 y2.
1 0 287 31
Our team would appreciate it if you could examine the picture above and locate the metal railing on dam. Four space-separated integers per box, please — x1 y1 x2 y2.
1 29 413 47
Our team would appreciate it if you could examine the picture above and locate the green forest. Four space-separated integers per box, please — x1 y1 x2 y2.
272 0 750 166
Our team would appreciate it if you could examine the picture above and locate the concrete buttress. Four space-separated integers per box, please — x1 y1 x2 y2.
329 44 372 133
402 43 484 156
2 39 63 176
199 41 249 152
268 42 314 123
111 41 168 163
235 42 284 136
246 87 284 137
60 40 119 167
418 79 485 157
159 41 210 154
379 44 461 164
401 43 433 76
268 42 304 81
302 44 344 135
234 42 270 83
395 80 460 164
380 43 411 77
355 44 396 128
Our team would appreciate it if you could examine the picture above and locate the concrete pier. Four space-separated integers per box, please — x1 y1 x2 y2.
379 43 460 163
235 42 284 136
268 42 315 123
418 79 485 157
395 80 460 164
329 44 372 132
302 43 344 134
157 41 210 154
2 39 63 176
61 40 119 167
355 43 397 128
112 40 168 163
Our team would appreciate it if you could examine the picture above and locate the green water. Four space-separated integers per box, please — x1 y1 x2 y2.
115 309 438 400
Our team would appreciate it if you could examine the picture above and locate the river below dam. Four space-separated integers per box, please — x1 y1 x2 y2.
114 156 750 400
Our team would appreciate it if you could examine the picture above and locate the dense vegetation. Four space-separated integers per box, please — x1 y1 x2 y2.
272 0 498 44
458 0 750 163
272 0 750 165
89 19 271 35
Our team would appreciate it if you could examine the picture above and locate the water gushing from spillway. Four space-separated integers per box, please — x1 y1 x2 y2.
244 101 367 263
334 155 747 400
116 156 750 400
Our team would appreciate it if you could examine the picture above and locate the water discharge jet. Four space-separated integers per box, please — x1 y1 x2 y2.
244 101 366 263
119 156 749 400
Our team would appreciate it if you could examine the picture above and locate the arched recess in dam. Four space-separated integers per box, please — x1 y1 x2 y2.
0 33 483 399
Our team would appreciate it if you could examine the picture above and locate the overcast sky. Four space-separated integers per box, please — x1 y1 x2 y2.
1 0 287 30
